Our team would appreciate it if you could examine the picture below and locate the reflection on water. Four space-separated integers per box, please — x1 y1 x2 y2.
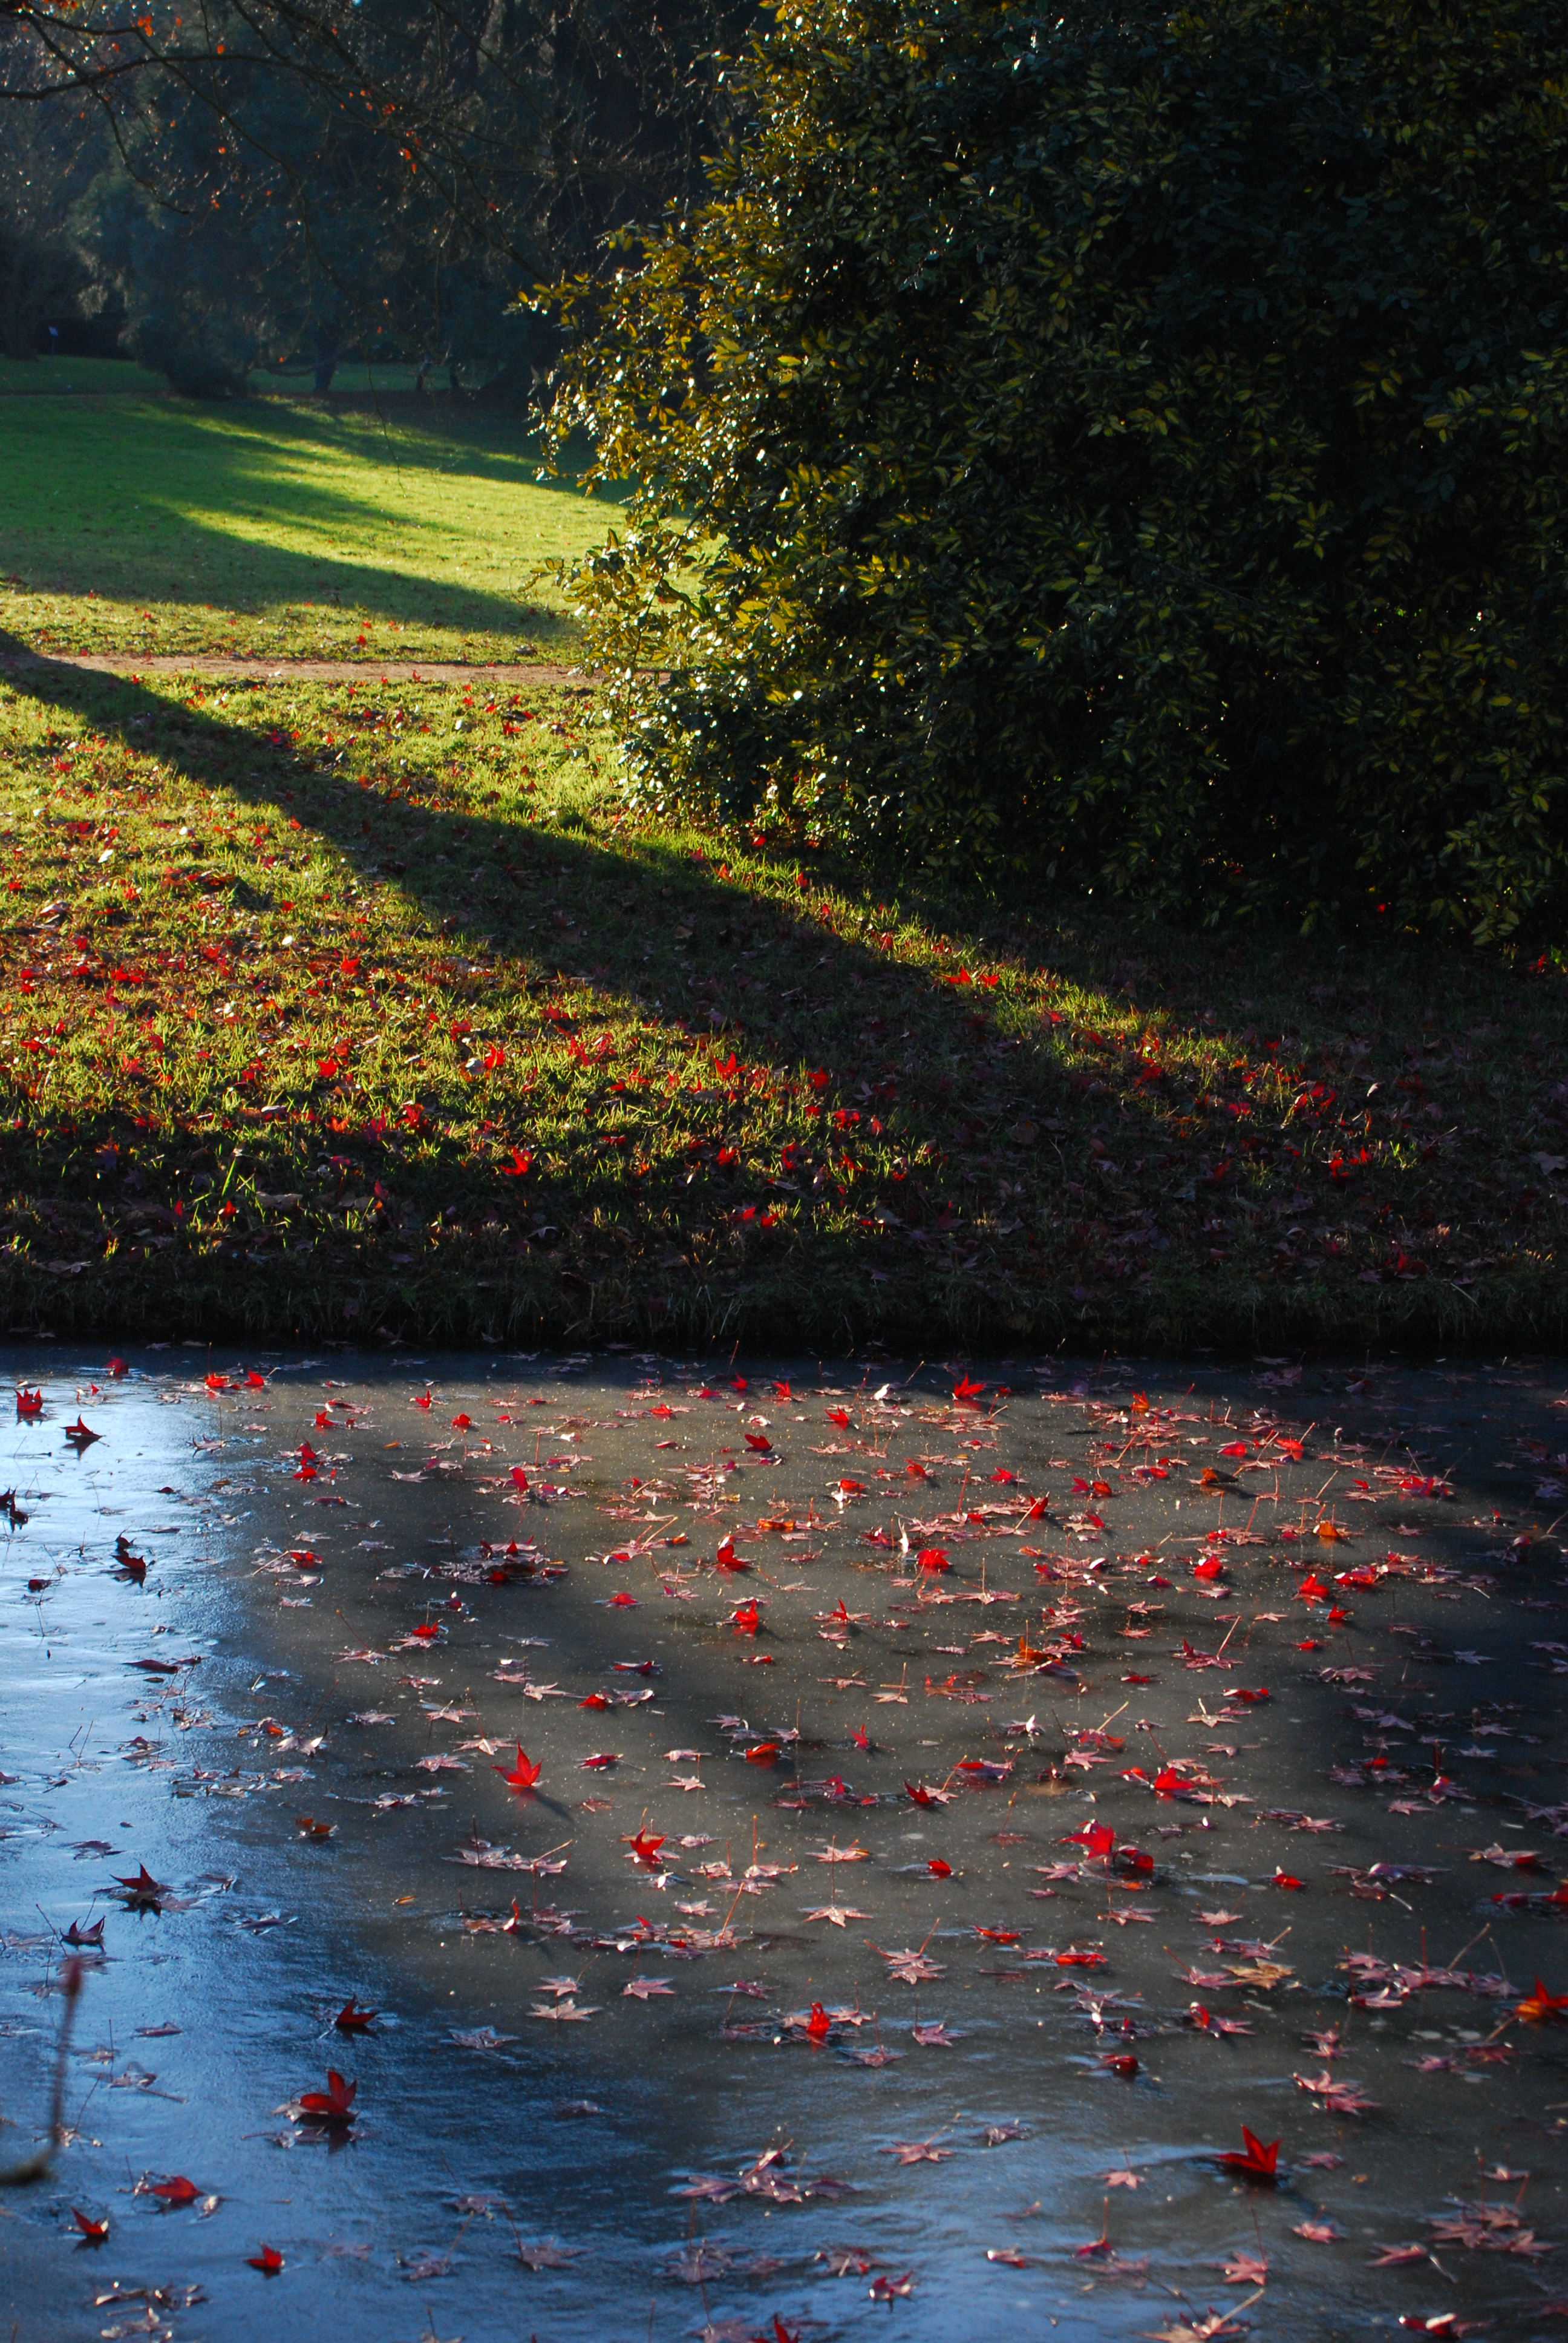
1 1346 1566 2342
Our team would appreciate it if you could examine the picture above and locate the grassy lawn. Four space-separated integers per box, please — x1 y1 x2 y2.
0 363 609 664
0 381 1563 1352
1 656 1565 1352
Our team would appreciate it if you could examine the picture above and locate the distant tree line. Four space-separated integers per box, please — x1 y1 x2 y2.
0 0 753 394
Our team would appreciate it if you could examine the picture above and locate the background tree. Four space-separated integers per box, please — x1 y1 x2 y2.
0 0 754 393
546 0 1568 940
0 96 106 358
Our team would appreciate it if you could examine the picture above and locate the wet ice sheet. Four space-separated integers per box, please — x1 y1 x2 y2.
2 1347 1568 2342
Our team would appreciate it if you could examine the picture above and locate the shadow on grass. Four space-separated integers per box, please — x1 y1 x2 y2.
0 644 1562 1354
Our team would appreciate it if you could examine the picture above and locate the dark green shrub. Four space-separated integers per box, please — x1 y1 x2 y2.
548 0 1568 937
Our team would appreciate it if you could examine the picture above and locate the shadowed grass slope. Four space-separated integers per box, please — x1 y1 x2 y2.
0 655 1564 1351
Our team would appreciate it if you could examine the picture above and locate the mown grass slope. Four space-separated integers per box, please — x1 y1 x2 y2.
0 368 608 664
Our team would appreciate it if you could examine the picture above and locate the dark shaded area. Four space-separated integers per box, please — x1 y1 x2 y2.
1 1350 1565 2342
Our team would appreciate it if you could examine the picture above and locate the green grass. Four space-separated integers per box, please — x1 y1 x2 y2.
0 656 1564 1352
0 356 151 395
0 378 1563 1352
0 364 610 664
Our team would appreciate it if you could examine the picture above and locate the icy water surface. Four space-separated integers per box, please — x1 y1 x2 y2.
3 1348 1568 2343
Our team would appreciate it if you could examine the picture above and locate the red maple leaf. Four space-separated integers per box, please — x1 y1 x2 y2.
247 2245 284 2274
72 2209 109 2241
15 1388 42 1420
1216 2125 1280 2181
494 1745 542 1792
334 1999 377 2031
113 1863 169 1900
626 1827 666 1868
297 2069 356 2123
150 2174 200 2207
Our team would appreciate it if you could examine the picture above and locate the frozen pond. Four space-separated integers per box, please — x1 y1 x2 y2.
3 1345 1568 2342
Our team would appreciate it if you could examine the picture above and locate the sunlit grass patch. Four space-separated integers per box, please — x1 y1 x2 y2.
0 378 610 664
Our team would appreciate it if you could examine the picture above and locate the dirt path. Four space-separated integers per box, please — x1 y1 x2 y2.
0 651 594 688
